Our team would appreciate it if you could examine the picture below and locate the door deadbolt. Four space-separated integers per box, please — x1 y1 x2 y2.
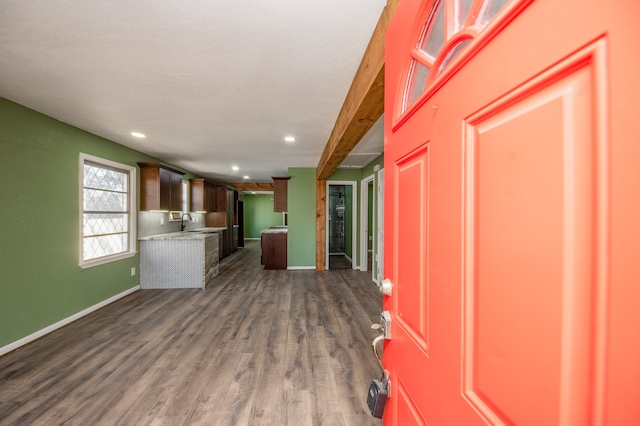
379 310 391 339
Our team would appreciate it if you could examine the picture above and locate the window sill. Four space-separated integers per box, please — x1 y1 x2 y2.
79 250 137 269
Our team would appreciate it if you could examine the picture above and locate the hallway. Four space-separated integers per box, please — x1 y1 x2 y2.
0 241 383 425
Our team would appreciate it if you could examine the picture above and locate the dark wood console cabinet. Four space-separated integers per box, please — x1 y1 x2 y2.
261 231 287 270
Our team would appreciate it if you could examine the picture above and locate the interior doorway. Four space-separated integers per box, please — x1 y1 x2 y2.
376 167 384 283
360 174 375 278
326 181 357 270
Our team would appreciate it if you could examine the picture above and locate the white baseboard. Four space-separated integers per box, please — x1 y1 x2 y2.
0 285 140 357
287 266 316 270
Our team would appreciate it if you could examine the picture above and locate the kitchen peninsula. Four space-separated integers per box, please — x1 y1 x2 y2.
139 228 225 289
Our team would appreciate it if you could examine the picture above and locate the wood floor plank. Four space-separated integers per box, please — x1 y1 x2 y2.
285 389 315 426
316 412 347 426
0 240 382 425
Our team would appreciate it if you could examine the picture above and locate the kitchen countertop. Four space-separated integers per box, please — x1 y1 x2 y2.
139 227 227 241
192 227 227 233
260 227 288 234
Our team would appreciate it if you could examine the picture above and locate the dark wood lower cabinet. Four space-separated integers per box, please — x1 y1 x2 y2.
260 232 287 270
222 229 229 258
218 230 224 260
232 226 239 251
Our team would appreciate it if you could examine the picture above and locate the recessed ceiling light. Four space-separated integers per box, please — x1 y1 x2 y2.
284 136 295 142
232 166 239 171
243 175 250 179
131 132 146 138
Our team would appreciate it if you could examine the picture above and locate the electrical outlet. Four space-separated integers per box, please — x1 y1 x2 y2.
160 217 164 225
130 267 136 276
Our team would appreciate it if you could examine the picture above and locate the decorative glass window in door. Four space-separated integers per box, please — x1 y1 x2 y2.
403 0 511 114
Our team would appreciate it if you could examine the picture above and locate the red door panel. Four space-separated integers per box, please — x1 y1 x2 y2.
384 0 640 424
462 48 601 426
395 144 430 352
396 379 427 425
392 144 431 425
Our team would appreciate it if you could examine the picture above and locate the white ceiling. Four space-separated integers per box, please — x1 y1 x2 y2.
337 114 384 169
0 0 386 183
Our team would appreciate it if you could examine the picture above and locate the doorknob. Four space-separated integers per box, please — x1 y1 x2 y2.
379 278 392 296
371 334 385 366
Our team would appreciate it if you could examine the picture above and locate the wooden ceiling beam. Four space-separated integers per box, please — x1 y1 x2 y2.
228 182 274 191
315 0 399 180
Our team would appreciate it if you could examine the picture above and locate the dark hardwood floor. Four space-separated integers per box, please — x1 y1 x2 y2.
0 240 383 425
328 255 352 270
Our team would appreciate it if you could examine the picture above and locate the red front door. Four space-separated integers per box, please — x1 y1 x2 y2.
383 0 640 424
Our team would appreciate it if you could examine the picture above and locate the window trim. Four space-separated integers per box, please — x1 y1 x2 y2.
79 153 137 269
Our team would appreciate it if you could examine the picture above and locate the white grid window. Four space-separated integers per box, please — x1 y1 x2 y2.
79 153 137 268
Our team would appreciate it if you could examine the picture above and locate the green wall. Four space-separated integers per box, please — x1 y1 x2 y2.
360 153 384 183
243 194 283 238
0 98 200 349
282 158 385 271
327 168 361 182
287 168 317 268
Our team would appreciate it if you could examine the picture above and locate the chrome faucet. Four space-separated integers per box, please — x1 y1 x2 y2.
180 213 192 231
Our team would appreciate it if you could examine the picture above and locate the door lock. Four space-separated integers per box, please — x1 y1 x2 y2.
368 310 392 418
367 370 389 418
378 310 391 340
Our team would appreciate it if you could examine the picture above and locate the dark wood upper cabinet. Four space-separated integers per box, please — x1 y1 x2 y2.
272 176 290 212
190 179 218 212
190 178 205 212
168 170 182 211
215 185 228 212
138 162 185 211
205 182 217 212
